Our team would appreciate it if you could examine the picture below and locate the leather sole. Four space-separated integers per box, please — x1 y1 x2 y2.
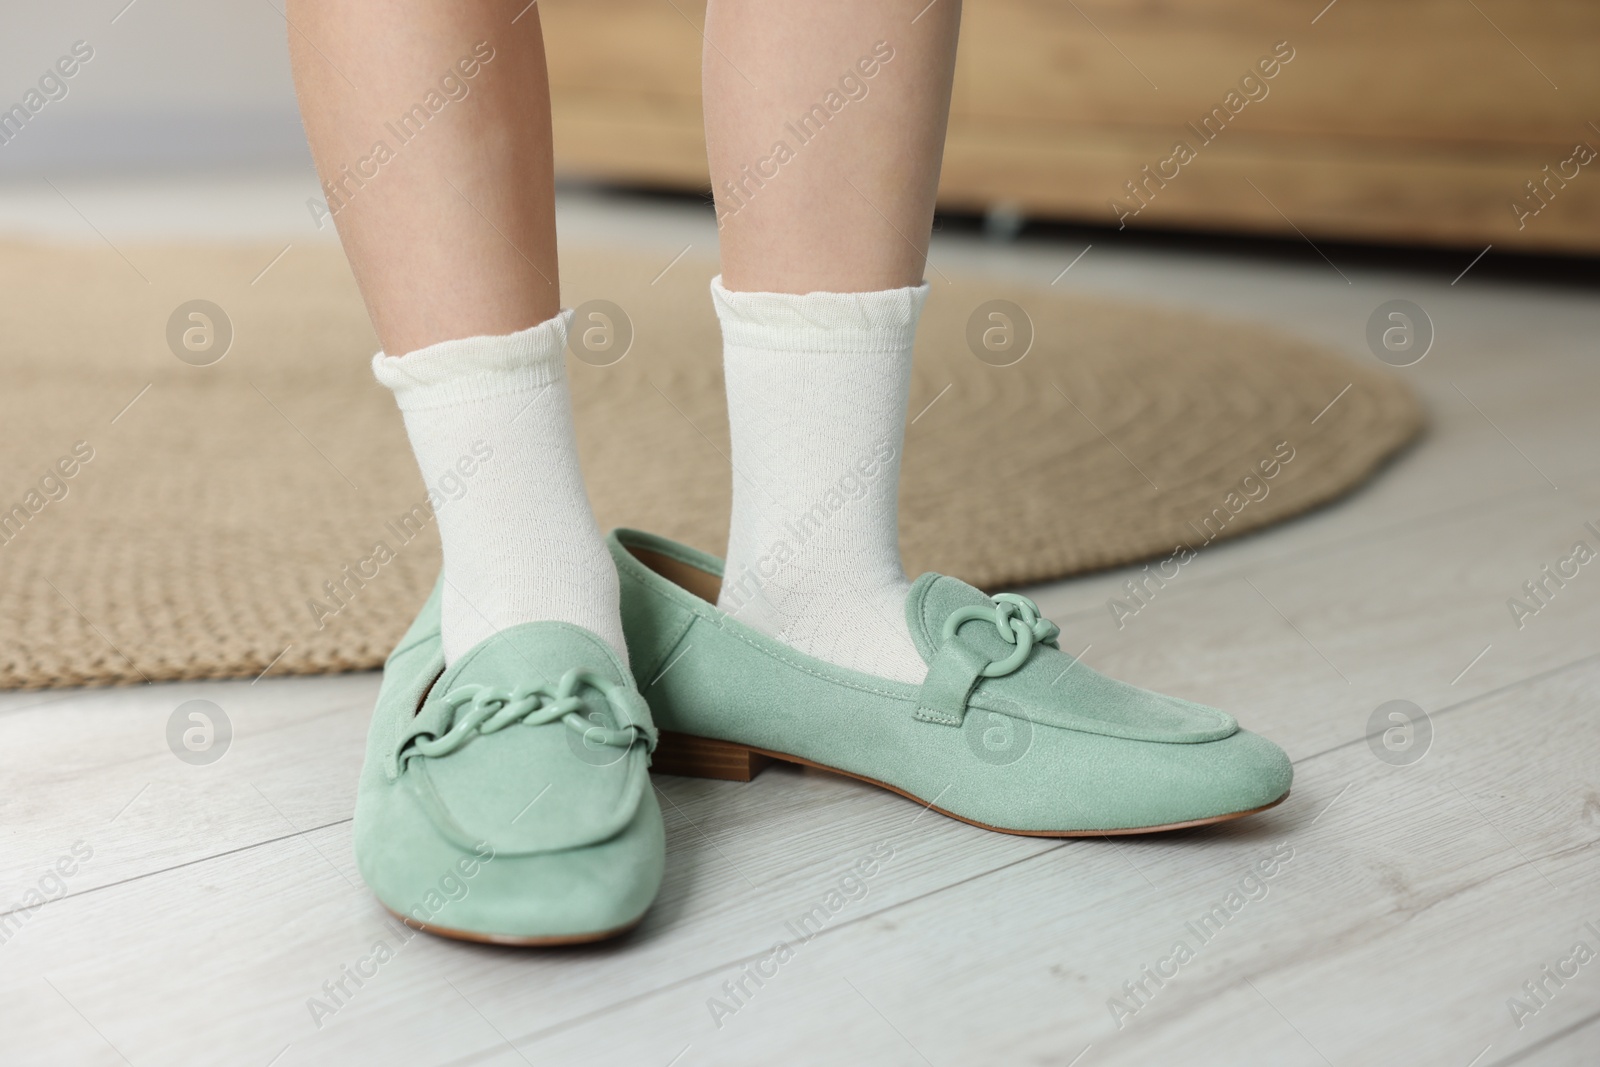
652 729 1289 837
383 905 643 947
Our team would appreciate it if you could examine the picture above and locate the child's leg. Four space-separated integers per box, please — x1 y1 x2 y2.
289 1 625 663
705 0 960 293
703 0 962 682
289 0 559 352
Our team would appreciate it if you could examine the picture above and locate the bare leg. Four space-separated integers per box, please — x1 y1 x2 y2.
287 0 558 355
703 0 961 293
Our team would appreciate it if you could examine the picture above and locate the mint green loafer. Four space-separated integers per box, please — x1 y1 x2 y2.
352 579 664 944
610 529 1291 836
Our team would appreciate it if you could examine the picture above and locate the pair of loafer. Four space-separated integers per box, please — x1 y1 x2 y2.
353 529 1292 944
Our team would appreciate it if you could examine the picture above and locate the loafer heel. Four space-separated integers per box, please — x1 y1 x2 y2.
653 730 771 782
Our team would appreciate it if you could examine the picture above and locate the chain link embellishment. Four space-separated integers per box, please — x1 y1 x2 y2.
940 593 1061 678
402 669 649 767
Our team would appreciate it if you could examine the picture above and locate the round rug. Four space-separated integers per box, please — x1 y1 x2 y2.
0 241 1421 689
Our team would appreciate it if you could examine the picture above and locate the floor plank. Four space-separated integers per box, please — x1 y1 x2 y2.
430 658 1600 1067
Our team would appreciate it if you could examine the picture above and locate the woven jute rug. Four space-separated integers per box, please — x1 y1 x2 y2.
0 241 1421 689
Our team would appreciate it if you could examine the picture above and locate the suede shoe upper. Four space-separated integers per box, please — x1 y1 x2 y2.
610 528 1292 833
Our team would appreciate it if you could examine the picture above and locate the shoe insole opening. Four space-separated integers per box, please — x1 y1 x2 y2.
414 665 445 716
628 546 722 604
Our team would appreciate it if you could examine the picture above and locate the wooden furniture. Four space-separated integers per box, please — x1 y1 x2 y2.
541 0 1600 253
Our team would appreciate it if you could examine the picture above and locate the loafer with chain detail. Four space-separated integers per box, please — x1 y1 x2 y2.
352 578 664 944
610 529 1291 835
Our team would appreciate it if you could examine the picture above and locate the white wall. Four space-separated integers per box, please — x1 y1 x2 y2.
0 0 309 174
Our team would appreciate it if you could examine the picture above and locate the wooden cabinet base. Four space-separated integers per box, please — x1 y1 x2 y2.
543 1 1600 254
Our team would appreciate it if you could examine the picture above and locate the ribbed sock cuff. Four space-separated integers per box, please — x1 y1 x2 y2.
710 276 929 354
371 310 573 411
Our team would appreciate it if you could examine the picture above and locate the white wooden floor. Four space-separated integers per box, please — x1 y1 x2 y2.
2 175 1598 1066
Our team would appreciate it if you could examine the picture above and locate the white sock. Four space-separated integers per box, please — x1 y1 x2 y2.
372 311 626 666
713 276 930 684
